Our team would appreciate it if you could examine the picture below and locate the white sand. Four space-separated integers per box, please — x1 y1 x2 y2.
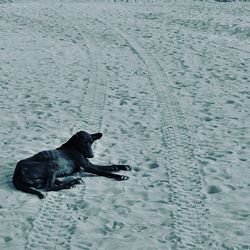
0 0 249 249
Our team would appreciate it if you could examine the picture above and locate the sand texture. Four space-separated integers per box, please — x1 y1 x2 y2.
0 0 249 249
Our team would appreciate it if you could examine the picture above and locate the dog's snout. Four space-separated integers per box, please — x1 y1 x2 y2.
86 147 94 158
88 153 94 158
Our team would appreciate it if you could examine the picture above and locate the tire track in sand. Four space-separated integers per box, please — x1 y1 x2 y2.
89 17 219 249
21 8 107 250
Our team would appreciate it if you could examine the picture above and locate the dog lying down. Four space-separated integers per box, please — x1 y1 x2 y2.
13 131 131 199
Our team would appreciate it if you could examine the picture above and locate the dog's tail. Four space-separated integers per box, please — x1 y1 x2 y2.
12 167 45 199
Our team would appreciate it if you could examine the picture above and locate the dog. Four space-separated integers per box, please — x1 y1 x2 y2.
13 131 131 199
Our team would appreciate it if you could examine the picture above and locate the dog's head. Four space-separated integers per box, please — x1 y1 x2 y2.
66 131 102 158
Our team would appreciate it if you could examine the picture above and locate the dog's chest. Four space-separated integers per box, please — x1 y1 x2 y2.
56 157 76 176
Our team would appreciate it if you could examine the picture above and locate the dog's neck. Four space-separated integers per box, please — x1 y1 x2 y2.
57 142 86 160
58 142 77 151
57 136 76 150
57 135 74 148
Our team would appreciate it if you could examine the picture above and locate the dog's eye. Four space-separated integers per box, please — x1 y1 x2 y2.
87 138 93 144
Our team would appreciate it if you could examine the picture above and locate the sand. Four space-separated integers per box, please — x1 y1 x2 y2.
0 0 249 249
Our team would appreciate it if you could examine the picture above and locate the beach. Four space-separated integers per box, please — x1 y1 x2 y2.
0 0 249 249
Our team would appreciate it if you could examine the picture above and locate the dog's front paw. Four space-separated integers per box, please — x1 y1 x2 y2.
117 165 132 171
124 165 132 171
114 175 129 181
38 192 45 199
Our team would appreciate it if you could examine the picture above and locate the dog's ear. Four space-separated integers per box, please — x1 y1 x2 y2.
91 133 102 141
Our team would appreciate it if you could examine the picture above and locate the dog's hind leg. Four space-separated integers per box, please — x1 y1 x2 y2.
45 169 56 191
46 176 82 191
13 179 45 199
12 167 45 199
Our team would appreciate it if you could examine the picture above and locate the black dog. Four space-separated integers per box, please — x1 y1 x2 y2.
13 131 131 199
